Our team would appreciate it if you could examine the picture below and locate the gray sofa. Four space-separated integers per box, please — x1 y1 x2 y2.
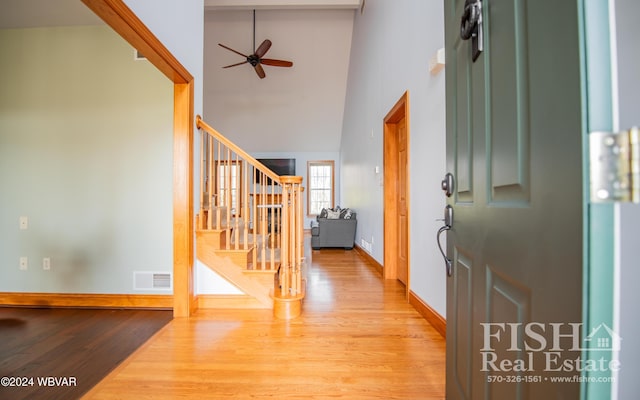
311 209 357 250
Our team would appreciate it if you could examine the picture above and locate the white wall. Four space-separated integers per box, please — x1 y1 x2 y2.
614 0 640 397
0 26 173 293
340 0 446 316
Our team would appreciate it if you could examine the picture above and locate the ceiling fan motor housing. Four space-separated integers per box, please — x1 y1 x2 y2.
247 55 260 66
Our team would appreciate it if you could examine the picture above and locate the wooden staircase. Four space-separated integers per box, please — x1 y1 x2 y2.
195 116 305 318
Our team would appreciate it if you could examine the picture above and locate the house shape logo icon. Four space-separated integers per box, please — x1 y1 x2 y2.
583 323 622 351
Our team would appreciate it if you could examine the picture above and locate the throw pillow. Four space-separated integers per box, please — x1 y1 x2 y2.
340 208 353 219
319 208 328 218
326 209 340 219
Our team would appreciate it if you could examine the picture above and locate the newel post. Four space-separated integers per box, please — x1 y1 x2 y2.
279 176 304 297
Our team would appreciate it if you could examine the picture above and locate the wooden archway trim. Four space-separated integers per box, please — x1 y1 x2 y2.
82 0 192 84
82 0 195 317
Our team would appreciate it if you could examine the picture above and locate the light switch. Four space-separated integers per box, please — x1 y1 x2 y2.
20 216 28 230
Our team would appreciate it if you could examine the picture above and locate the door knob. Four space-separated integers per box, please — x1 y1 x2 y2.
441 173 454 197
436 205 453 276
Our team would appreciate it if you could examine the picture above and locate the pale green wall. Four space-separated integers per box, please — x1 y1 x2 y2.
0 25 173 294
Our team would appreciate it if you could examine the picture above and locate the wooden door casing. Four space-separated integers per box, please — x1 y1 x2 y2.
384 91 410 296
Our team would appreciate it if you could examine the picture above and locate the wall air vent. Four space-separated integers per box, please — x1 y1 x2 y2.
134 271 172 291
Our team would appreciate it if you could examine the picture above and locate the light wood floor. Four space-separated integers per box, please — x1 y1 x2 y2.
84 249 446 399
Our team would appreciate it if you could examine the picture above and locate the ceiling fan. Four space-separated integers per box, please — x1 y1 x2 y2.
218 10 293 79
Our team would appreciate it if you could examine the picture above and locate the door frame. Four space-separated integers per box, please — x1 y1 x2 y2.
581 0 618 397
383 91 410 297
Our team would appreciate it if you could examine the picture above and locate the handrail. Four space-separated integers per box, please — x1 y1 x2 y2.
196 115 281 184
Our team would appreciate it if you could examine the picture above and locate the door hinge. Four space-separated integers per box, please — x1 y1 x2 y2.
590 127 640 203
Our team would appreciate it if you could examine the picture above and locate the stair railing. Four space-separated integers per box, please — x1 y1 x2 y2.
196 116 304 296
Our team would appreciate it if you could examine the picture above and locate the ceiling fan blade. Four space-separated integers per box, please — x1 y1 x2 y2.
254 63 266 79
255 39 272 58
222 60 249 68
260 59 293 68
218 43 249 58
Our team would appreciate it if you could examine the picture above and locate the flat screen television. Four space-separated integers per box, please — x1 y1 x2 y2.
256 158 295 183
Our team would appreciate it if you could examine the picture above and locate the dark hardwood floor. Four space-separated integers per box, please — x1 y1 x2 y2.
0 307 172 400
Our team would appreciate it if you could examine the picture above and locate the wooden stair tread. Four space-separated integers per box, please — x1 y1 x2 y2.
243 268 278 275
214 247 254 253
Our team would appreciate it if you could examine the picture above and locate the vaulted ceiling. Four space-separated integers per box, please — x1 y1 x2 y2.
203 0 360 153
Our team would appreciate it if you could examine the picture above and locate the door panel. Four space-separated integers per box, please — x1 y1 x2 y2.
486 0 530 203
445 0 584 399
485 266 531 399
451 249 473 399
454 36 474 203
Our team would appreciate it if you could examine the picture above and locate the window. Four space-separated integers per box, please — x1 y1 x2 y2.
217 161 242 215
307 160 335 216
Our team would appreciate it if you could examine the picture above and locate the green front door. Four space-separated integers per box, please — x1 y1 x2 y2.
444 0 593 398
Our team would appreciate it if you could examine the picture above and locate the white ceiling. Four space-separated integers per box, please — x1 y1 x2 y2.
1 0 357 153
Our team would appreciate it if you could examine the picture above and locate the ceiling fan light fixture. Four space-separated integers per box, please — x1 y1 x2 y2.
217 10 293 79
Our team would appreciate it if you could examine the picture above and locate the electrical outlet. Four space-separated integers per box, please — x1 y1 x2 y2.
19 216 28 230
43 257 51 270
20 257 28 270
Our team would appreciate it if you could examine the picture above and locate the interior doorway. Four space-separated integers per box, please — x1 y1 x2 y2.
383 91 410 296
